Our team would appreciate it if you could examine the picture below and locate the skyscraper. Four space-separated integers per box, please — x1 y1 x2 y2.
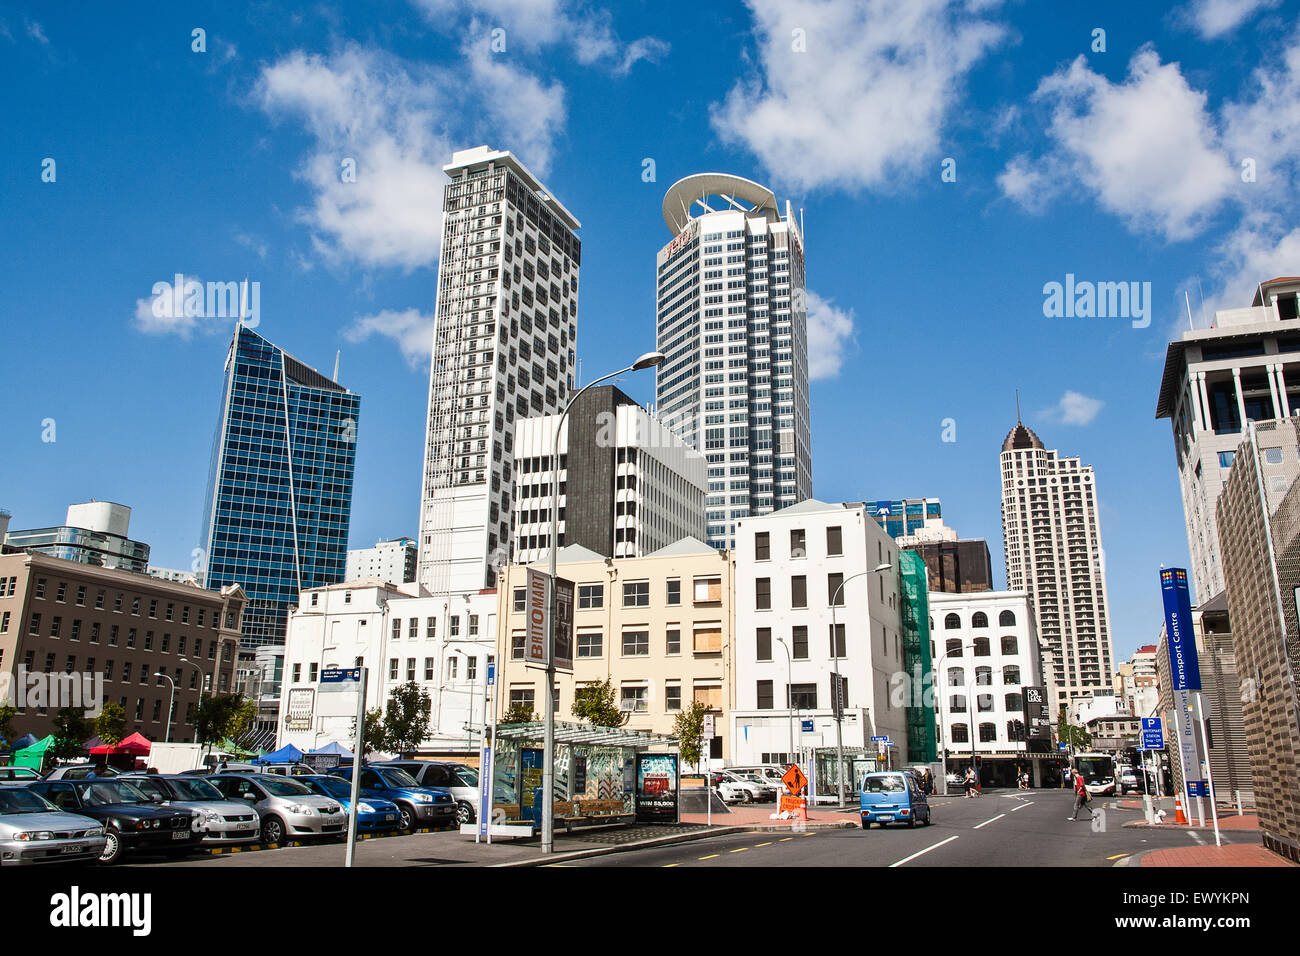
199 324 360 648
655 173 812 551
417 146 581 593
999 416 1114 719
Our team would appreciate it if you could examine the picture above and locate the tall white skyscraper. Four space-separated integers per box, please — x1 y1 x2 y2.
418 146 581 593
655 173 813 550
1000 417 1114 720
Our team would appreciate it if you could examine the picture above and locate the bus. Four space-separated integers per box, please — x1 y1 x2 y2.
1071 752 1116 795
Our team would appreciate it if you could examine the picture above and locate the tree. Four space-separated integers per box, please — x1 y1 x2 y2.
195 694 254 747
361 708 386 756
382 681 432 757
1057 706 1092 752
501 701 536 725
0 705 17 750
571 677 628 728
673 701 709 770
95 703 127 747
50 706 93 762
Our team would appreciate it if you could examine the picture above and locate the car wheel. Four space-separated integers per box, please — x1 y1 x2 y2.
923 810 933 826
907 817 916 828
456 802 474 826
861 818 869 829
261 816 285 846
398 805 415 832
99 828 123 865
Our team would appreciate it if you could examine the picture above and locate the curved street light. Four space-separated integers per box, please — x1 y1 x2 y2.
155 672 177 744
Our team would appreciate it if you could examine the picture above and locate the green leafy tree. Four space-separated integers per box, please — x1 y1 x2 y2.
195 694 253 747
1057 706 1092 752
50 706 93 762
361 708 386 756
0 705 17 750
382 681 432 756
673 701 709 770
571 677 628 728
501 702 536 725
95 702 127 747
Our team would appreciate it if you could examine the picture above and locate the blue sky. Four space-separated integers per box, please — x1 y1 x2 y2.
3 0 1300 666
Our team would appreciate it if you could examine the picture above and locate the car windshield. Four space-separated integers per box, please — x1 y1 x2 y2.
864 775 906 793
376 768 420 788
75 780 151 806
453 767 478 788
165 778 224 801
306 777 351 799
260 777 313 797
0 788 57 813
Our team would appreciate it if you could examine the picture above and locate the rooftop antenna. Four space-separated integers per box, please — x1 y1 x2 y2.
1185 291 1194 332
1016 389 1022 425
333 350 340 382
238 277 249 328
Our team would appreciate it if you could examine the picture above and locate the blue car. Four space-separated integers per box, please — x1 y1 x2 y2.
860 771 932 829
299 775 401 834
328 766 457 832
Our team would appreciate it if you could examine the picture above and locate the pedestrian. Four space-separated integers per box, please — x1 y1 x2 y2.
963 766 976 798
1069 768 1093 820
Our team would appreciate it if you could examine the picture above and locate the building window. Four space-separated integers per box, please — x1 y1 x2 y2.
979 722 997 742
829 623 846 658
407 658 416 681
693 627 722 654
791 575 807 608
977 693 994 712
788 683 817 709
1005 693 1023 712
388 659 398 680
427 617 436 639
947 667 964 688
621 630 649 656
292 663 301 682
792 625 808 660
467 657 477 680
450 616 461 637
665 683 681 711
998 610 1016 627
826 526 843 556
511 633 525 660
757 680 774 710
973 637 991 657
446 657 458 680
666 629 681 655
311 593 319 607
666 580 681 605
790 528 806 557
392 619 401 642
755 532 770 561
620 685 648 713
756 627 772 661
944 613 961 629
509 687 535 711
951 723 969 743
1000 636 1019 655
408 618 418 640
309 663 319 682
827 572 844 606
623 581 649 607
971 611 988 628
755 578 771 610
513 587 527 612
950 694 967 713
578 584 603 609
577 632 603 657
693 576 722 603
1003 665 1021 684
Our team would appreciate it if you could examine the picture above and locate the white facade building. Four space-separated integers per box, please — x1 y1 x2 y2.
731 500 907 777
345 537 417 584
277 581 499 758
928 591 1043 776
1156 276 1300 601
148 566 198 585
512 386 707 564
655 173 813 551
1000 419 1114 719
418 146 581 594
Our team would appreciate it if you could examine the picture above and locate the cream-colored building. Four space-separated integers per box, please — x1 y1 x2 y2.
496 538 734 766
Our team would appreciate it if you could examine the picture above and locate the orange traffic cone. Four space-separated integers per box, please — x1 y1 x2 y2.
1174 792 1187 825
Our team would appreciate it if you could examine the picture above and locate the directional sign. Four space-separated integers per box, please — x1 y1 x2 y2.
800 720 814 733
1057 743 1068 752
319 667 362 694
870 736 889 742
782 764 808 795
487 662 496 687
1140 717 1164 751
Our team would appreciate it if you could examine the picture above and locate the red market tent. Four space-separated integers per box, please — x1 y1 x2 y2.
89 732 152 756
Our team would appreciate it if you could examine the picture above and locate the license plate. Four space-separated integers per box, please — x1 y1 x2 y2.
61 843 86 853
171 831 189 840
384 814 395 821
877 815 893 821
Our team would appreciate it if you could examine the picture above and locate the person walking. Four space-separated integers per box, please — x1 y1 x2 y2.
963 766 976 799
1069 768 1093 820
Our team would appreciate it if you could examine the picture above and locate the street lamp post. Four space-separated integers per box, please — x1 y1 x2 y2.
776 636 795 762
931 640 971 795
155 673 177 744
829 562 894 809
543 349 665 855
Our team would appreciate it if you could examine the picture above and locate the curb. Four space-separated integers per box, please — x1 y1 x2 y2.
1113 848 1154 868
1122 821 1258 832
491 826 748 867
198 824 456 855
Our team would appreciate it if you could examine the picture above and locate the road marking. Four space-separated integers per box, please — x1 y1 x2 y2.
973 814 1005 829
889 835 959 868
1009 801 1034 812
1188 830 1206 846
730 847 749 853
543 864 575 867
779 837 793 842
698 854 719 860
801 831 816 836
663 863 680 868
754 842 772 847
1106 853 1129 861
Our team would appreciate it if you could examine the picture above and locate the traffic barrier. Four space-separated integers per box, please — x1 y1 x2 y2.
1173 792 1187 825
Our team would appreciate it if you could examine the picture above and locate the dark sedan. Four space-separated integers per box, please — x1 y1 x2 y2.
27 778 203 864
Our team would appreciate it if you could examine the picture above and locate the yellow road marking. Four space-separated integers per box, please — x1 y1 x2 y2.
663 863 680 867
754 842 773 847
730 847 749 853
1107 853 1129 861
699 853 719 860
779 837 793 842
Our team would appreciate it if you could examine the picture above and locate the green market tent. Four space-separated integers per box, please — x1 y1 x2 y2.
13 735 56 770
219 738 259 758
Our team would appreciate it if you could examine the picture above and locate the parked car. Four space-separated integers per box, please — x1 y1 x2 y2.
0 785 107 865
43 765 120 780
26 778 202 864
328 765 456 832
298 775 401 834
860 771 932 829
711 770 766 803
0 767 43 782
205 773 346 845
120 774 260 845
728 765 788 793
716 779 757 804
372 760 482 825
196 761 317 777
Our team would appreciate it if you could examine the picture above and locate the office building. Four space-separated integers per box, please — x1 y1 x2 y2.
511 385 707 564
731 500 906 789
865 498 947 541
345 537 418 584
148 567 198 585
655 173 813 551
1156 276 1300 601
1216 417 1300 860
0 550 245 742
496 538 733 764
5 501 150 574
908 538 994 594
417 145 581 595
1000 417 1114 719
199 324 360 648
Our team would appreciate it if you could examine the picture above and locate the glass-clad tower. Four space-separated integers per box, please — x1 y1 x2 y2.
199 325 360 647
655 173 812 551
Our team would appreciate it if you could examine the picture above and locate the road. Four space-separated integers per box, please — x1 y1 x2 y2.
563 790 1260 868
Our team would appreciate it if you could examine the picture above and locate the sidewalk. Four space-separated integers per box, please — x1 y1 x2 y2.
681 804 856 830
1139 842 1294 867
1117 797 1260 830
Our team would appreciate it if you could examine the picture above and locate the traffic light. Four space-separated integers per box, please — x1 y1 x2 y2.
974 756 982 768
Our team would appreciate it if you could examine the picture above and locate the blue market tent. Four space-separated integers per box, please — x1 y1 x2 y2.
11 734 39 751
308 741 354 759
257 744 305 765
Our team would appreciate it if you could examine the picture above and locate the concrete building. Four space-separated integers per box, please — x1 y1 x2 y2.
278 581 499 763
233 643 284 751
928 590 1048 785
908 538 994 594
199 324 360 648
1156 276 1300 601
655 173 813 551
148 567 198 585
1116 644 1160 719
5 501 150 574
1216 417 1300 859
496 539 734 765
1000 417 1115 720
0 551 245 742
731 500 906 789
417 146 581 594
345 538 417 584
511 385 706 564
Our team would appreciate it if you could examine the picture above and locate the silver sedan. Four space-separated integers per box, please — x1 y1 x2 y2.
0 786 106 865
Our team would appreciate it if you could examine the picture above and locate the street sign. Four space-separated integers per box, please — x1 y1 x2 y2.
319 667 361 693
524 567 549 668
870 735 888 742
702 713 715 738
883 739 894 747
1140 717 1164 751
1057 743 1068 752
552 576 575 673
487 661 496 687
1187 779 1209 797
831 671 844 720
1161 569 1201 692
782 764 808 795
801 719 814 733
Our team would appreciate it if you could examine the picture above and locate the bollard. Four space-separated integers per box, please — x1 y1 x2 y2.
1236 790 1242 816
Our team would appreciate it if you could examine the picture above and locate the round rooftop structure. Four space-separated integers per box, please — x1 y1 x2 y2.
1002 422 1044 452
661 172 778 235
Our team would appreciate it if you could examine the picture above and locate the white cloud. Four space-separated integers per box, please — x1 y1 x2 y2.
1221 38 1300 193
1002 49 1237 241
710 0 1005 193
132 275 251 337
25 20 48 45
1041 390 1104 426
461 39 566 175
805 290 855 380
343 308 436 369
1180 0 1280 38
1206 214 1300 313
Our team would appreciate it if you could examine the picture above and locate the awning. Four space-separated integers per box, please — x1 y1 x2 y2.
90 732 153 756
495 721 678 749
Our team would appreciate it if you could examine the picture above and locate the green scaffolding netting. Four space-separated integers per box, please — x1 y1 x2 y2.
900 551 937 763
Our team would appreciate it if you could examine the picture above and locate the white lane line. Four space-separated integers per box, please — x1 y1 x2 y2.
1188 830 1206 846
973 813 1006 830
889 835 959 868
1009 801 1034 812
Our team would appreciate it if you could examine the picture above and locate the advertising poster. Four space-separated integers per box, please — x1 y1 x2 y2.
635 753 679 822
520 748 544 810
553 576 575 673
284 687 314 732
